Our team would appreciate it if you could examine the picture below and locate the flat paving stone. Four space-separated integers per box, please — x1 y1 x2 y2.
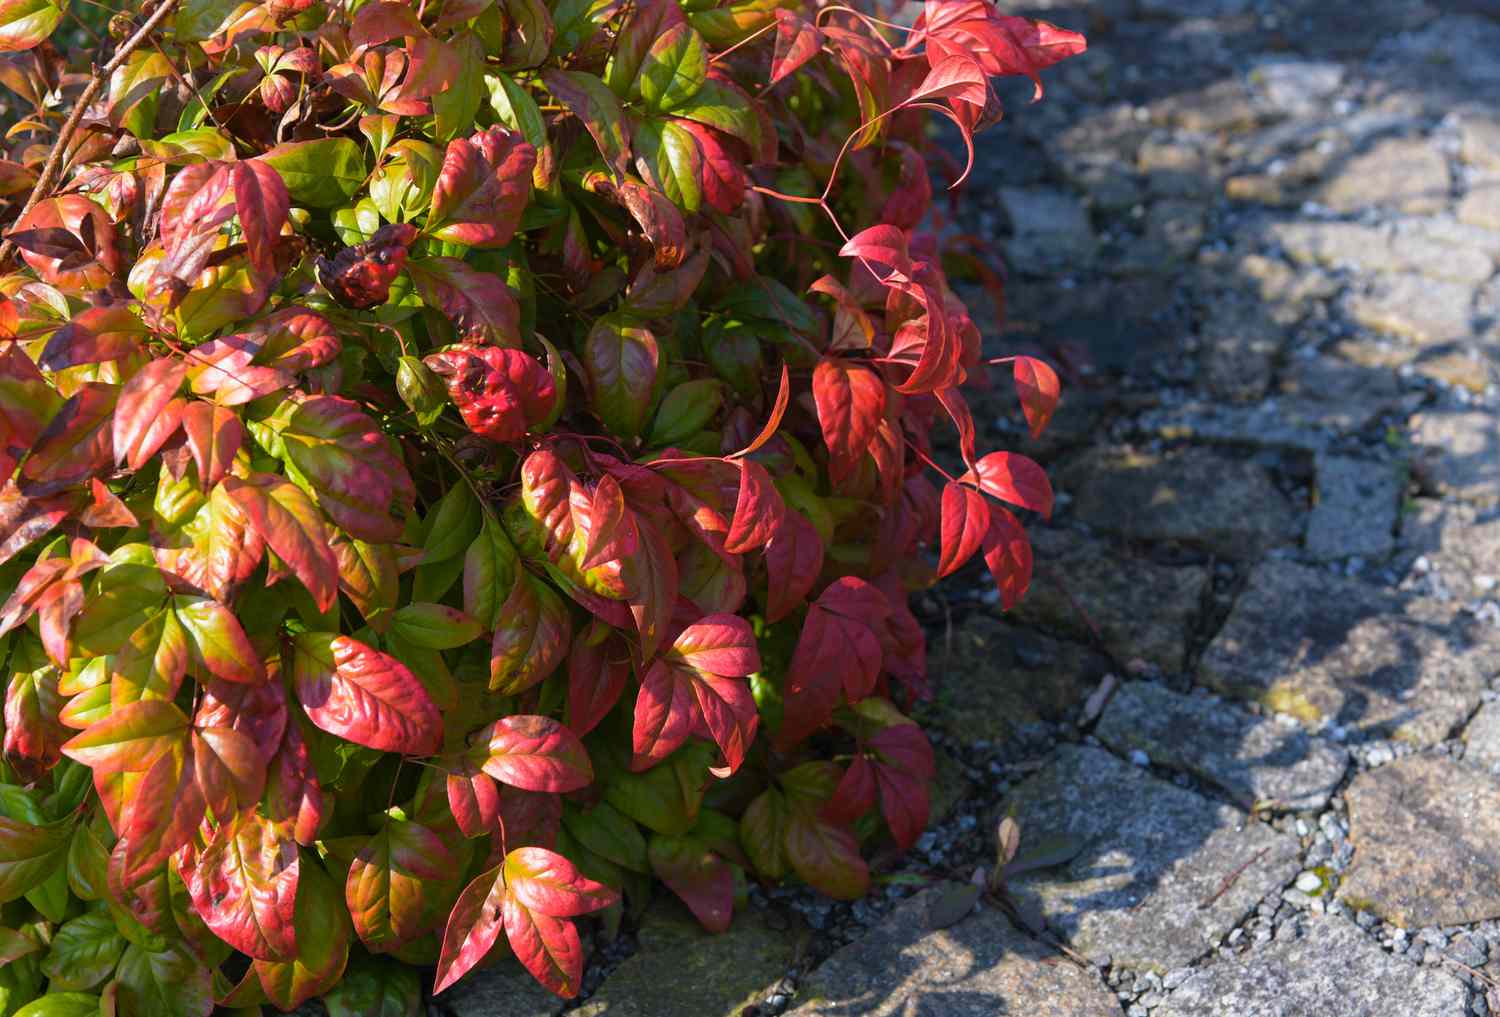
1344 272 1476 344
1410 409 1500 504
1198 560 1487 746
1095 681 1348 811
785 888 1121 1017
1397 498 1500 603
1001 745 1300 971
997 187 1097 270
1463 701 1500 773
572 901 801 1017
1340 755 1500 927
1304 454 1402 560
443 960 561 1017
1155 912 1467 1017
1202 295 1284 402
1459 173 1500 232
1011 529 1208 672
924 616 1109 743
1321 136 1451 215
1061 446 1302 558
1272 220 1399 274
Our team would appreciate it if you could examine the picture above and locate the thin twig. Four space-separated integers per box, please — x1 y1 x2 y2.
1198 847 1270 910
0 0 183 267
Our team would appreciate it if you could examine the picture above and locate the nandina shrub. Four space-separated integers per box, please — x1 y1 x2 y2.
0 0 1083 1010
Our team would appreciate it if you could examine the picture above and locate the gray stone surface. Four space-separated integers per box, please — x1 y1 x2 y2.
1341 755 1500 927
998 187 1097 270
1410 409 1500 504
1344 272 1475 344
443 960 561 1017
572 902 801 1017
1202 295 1284 402
1199 560 1487 745
1459 174 1500 232
785 888 1121 1017
1304 455 1402 560
1095 682 1349 811
1155 913 1467 1017
1010 529 1208 672
1396 498 1500 603
1272 220 1397 274
1320 136 1451 214
924 616 1109 743
1062 447 1302 557
1464 702 1500 772
1249 60 1346 115
1461 116 1500 170
1388 218 1499 284
1002 746 1300 970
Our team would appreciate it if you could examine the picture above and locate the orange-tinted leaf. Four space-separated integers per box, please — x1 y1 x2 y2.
937 481 989 578
184 812 298 961
478 715 593 793
221 473 338 611
291 633 442 755
1012 355 1060 438
812 359 885 485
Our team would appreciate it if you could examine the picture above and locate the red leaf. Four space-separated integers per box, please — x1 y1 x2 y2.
620 518 677 659
291 632 442 755
838 224 912 281
728 362 790 459
489 572 572 694
317 223 418 310
763 507 824 624
770 9 824 85
577 474 635 571
963 451 1053 517
429 126 536 248
981 505 1032 610
723 459 785 555
193 726 266 820
446 758 501 839
812 358 886 485
183 812 299 961
233 159 291 282
281 395 413 543
478 715 593 793
503 846 617 917
264 717 323 846
1013 355 1060 438
0 343 59 478
19 382 115 496
631 656 757 774
120 745 205 883
935 385 977 469
80 478 137 528
433 863 506 995
180 402 243 488
779 578 889 748
424 345 555 442
502 894 585 997
175 595 265 684
649 833 734 933
222 473 338 611
195 679 288 764
565 630 629 737
937 481 989 578
821 755 877 826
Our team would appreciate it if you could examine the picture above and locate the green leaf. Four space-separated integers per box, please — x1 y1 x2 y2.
433 32 486 144
604 742 713 836
261 138 367 207
323 957 420 1017
650 378 722 446
583 314 660 439
562 802 649 873
486 73 549 185
674 79 760 151
541 70 630 177
12 993 100 1017
174 0 243 44
0 814 71 903
251 859 352 1011
0 0 61 53
112 941 212 1017
43 912 126 991
633 118 702 212
389 603 482 650
635 23 707 112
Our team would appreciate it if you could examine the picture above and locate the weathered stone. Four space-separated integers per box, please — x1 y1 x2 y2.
1344 272 1475 344
1138 136 1212 199
1321 137 1451 215
1305 455 1402 560
1388 219 1498 284
1464 702 1500 772
1410 408 1500 503
1156 912 1467 1017
1199 560 1487 746
1135 401 1331 453
573 902 801 1017
1458 174 1500 232
1249 59 1346 115
1461 116 1500 170
1397 498 1500 603
1001 746 1300 970
1341 755 1500 927
1201 295 1284 402
444 960 561 1017
1145 199 1206 259
1236 254 1338 325
923 616 1108 743
786 888 1119 1017
1411 346 1496 394
1095 681 1349 811
1276 355 1403 434
1061 446 1302 557
1010 529 1208 672
997 187 1097 271
1154 80 1260 134
1270 220 1397 274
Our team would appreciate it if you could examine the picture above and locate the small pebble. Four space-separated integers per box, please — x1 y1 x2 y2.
1129 749 1150 767
1295 871 1323 894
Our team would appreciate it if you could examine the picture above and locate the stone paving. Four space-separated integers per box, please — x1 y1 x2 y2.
439 1 1500 1015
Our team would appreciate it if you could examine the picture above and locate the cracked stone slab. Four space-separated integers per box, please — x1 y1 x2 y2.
997 187 1097 271
1198 561 1488 746
1156 912 1466 1017
1410 409 1500 504
1396 498 1500 602
1320 136 1451 215
785 888 1120 1017
1061 446 1302 557
1304 454 1402 561
572 902 801 1017
1340 755 1500 927
1463 702 1500 773
1010 529 1208 672
1000 745 1300 971
1202 295 1284 402
444 960 561 1017
1095 681 1348 811
1344 272 1476 344
922 616 1109 743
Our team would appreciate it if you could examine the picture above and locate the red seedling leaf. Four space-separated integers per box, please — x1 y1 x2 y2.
566 630 629 737
981 505 1032 611
812 358 886 485
291 632 442 755
1013 355 1060 438
821 754 877 826
477 715 593 793
649 832 734 933
446 757 501 839
770 9 823 85
61 698 188 774
183 811 299 961
429 126 536 248
779 578 889 748
434 863 506 995
503 846 617 918
542 70 631 178
180 401 243 487
620 517 677 659
632 655 758 775
763 506 824 624
424 344 555 442
723 459 785 555
233 159 290 282
222 473 338 611
937 481 989 578
962 451 1053 517
489 572 572 694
